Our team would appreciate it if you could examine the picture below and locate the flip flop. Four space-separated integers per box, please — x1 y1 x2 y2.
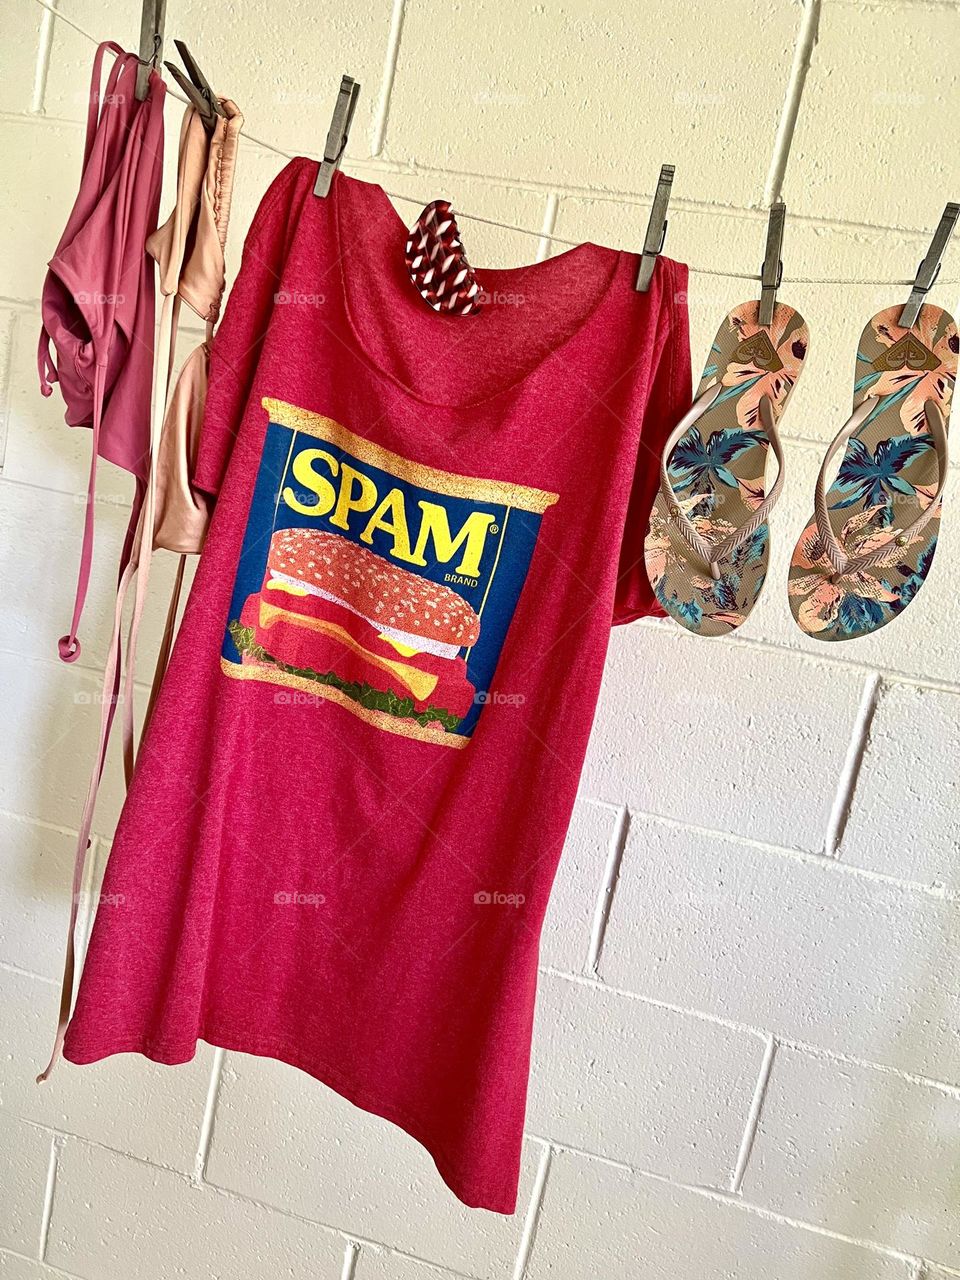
644 301 810 636
788 303 956 641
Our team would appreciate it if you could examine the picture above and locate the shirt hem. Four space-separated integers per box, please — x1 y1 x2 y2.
61 1029 518 1216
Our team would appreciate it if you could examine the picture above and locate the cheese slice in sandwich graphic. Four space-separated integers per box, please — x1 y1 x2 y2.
235 527 481 729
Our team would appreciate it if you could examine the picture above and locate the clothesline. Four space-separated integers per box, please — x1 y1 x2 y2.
30 0 960 288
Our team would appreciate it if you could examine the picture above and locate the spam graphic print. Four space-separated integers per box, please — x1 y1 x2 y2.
221 398 559 747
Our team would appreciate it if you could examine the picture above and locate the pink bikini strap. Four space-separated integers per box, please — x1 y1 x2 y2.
57 362 106 663
37 538 141 1081
120 287 179 779
37 332 57 397
83 42 127 172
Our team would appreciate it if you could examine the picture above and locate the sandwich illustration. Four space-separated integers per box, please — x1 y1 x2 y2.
231 527 480 732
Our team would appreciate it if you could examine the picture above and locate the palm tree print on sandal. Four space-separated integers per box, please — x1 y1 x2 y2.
789 304 955 641
645 301 809 636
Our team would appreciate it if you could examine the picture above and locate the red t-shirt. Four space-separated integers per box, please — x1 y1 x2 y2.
64 162 691 1212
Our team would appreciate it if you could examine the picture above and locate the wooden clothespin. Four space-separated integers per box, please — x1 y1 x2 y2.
313 76 361 198
635 165 675 292
164 40 225 133
135 0 166 100
758 200 786 327
899 202 960 330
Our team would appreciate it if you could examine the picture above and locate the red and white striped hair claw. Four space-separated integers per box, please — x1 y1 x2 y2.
405 200 482 316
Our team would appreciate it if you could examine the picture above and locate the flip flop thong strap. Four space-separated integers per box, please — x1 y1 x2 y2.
658 386 784 578
813 397 949 579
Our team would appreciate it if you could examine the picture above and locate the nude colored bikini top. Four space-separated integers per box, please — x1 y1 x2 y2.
147 97 243 553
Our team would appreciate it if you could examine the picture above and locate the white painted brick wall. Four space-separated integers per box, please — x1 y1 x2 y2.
2 1 959 1277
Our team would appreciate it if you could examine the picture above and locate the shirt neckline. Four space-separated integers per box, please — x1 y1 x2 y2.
331 172 634 411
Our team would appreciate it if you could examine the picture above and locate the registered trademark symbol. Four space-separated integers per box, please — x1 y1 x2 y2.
489 523 499 534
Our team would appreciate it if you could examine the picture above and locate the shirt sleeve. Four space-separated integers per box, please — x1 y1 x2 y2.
193 160 305 497
612 258 692 625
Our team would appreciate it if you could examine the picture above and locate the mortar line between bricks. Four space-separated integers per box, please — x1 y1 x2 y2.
360 166 960 248
0 959 57 985
773 1035 960 1098
513 1142 553 1280
830 0 960 9
517 1134 924 1268
37 1132 60 1262
0 468 141 499
539 964 773 1038
9 83 960 247
0 805 82 840
823 671 882 856
0 642 170 696
194 1046 226 1183
200 1175 485 1279
40 1131 354 1249
586 804 629 974
0 309 17 471
29 0 56 114
343 151 960 243
0 362 955 475
21 1117 947 1275
38 1123 487 1280
536 193 560 264
102 1137 469 1278
764 0 820 204
370 0 406 157
0 1246 83 1280
23 1126 190 1178
581 805 952 901
339 1239 360 1280
730 1034 776 1194
75 834 102 957
30 1124 926 1273
633 614 960 699
5 601 960 716
7 47 960 249
537 966 960 1098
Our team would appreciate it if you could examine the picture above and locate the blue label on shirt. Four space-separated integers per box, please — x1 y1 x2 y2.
221 398 558 746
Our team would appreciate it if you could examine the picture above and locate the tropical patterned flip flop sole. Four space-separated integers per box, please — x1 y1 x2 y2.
789 303 956 641
645 301 810 636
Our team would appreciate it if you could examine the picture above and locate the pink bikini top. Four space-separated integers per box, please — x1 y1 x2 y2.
37 41 165 662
